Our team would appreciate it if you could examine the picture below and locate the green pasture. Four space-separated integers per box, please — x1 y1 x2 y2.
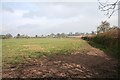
2 38 91 68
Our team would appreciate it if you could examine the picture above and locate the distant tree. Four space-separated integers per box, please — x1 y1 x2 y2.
50 33 55 38
35 35 38 38
0 33 12 39
68 32 73 36
91 31 95 34
47 35 50 38
6 33 13 38
74 32 80 36
81 33 85 35
86 33 89 35
109 26 119 30
41 35 44 38
56 33 61 38
0 35 5 39
61 33 67 38
16 34 20 38
97 21 110 33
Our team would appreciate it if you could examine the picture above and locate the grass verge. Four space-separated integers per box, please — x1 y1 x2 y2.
88 41 119 59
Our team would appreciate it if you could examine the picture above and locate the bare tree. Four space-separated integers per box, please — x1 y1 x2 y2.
98 0 120 18
97 21 110 33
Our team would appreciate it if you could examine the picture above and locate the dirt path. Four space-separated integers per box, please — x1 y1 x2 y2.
2 47 118 78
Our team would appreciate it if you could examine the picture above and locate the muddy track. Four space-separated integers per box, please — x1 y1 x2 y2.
2 47 118 78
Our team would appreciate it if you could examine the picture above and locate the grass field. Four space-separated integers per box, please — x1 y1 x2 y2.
2 38 91 68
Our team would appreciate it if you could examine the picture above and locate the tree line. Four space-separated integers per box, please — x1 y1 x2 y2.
80 20 120 58
1 21 119 39
0 32 96 39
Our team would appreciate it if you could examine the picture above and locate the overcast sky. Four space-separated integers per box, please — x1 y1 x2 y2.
0 1 118 36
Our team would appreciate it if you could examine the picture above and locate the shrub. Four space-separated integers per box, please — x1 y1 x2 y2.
91 28 120 57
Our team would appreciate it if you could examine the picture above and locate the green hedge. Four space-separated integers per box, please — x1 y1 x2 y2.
91 29 120 57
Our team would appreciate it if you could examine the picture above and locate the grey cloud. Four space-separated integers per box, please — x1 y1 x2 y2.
3 24 43 36
23 3 97 19
2 2 117 36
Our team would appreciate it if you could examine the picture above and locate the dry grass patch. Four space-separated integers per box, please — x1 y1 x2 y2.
23 45 45 51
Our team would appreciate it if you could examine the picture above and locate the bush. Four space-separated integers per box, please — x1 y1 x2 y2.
91 28 120 57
